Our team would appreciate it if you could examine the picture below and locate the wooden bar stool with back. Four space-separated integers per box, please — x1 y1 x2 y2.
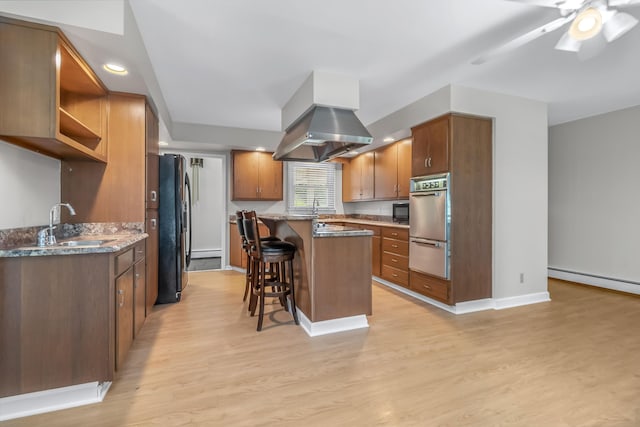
242 211 299 331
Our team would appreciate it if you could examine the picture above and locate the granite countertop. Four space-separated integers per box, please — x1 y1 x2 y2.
0 222 147 258
312 223 373 238
323 218 410 229
0 233 147 258
231 214 410 229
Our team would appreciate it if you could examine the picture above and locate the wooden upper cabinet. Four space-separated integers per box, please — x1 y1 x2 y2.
411 115 450 177
347 152 374 201
145 103 160 210
231 150 283 201
0 17 108 162
374 144 397 199
396 139 412 198
373 138 412 200
61 93 154 223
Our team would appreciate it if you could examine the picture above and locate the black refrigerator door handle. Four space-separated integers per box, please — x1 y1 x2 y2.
184 172 192 268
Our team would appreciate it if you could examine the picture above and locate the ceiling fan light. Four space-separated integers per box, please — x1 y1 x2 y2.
569 7 603 40
555 31 582 51
602 11 639 42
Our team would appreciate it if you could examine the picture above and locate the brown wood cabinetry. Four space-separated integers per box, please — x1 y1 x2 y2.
231 150 283 200
380 227 409 288
229 221 272 268
374 139 412 199
0 17 108 162
62 93 160 309
410 270 450 303
411 115 449 176
133 243 146 337
410 113 493 304
0 240 147 398
343 152 374 201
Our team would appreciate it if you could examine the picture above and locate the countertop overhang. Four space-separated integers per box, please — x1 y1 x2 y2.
0 233 147 258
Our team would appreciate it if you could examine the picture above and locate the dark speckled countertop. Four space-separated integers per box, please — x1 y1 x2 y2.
0 222 146 258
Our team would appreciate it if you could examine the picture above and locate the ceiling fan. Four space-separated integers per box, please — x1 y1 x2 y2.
472 0 640 64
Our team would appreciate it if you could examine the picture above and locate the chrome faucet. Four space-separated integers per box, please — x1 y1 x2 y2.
311 197 320 216
37 203 76 247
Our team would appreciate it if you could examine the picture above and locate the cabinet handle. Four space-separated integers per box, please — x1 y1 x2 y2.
118 289 125 307
391 244 398 248
392 273 398 277
151 190 157 201
391 259 398 263
422 284 432 290
428 157 432 168
424 158 428 168
150 218 157 230
391 232 398 236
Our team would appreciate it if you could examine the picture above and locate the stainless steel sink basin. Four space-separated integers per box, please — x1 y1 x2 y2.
58 239 114 247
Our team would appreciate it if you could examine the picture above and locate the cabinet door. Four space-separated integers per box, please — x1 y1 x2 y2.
134 259 146 337
396 139 412 198
145 210 158 312
257 153 283 200
360 152 375 200
116 268 134 370
412 115 449 177
372 235 381 277
232 151 261 200
145 103 159 209
229 222 244 268
341 160 353 202
374 144 398 199
349 155 363 200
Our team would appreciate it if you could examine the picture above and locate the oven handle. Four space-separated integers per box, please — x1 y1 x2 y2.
410 191 441 197
411 239 442 248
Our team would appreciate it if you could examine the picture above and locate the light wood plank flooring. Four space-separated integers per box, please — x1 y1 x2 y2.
5 272 640 426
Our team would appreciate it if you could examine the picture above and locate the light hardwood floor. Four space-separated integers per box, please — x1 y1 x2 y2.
5 272 640 426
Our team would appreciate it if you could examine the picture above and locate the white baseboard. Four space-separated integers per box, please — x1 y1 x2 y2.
493 292 550 310
0 381 111 421
297 310 369 337
373 276 550 313
192 249 222 259
548 267 640 295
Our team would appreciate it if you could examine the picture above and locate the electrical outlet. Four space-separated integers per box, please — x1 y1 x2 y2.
520 273 524 284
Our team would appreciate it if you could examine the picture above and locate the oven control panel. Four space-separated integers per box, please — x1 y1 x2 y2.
410 174 449 192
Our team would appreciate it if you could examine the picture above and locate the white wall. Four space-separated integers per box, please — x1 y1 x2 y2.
0 141 60 229
353 84 549 301
549 105 640 284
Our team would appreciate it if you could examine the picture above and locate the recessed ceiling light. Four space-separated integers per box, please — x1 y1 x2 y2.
103 63 128 75
256 147 266 151
383 137 395 143
158 141 169 147
569 7 603 41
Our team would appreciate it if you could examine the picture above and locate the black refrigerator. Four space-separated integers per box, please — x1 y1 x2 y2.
158 154 192 303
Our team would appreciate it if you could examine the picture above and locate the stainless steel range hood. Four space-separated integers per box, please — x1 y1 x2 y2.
273 106 373 162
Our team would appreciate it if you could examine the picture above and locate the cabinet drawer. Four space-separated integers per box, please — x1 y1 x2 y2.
359 224 380 236
410 270 450 303
381 264 409 288
381 227 408 241
382 252 408 270
115 248 134 276
382 238 409 256
133 241 145 261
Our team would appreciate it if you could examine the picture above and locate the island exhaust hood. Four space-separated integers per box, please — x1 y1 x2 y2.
273 106 373 162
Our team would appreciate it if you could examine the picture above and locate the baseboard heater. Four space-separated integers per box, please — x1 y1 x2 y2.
548 267 640 296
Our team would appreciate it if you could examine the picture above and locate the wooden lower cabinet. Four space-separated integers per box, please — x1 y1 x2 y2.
379 226 409 288
410 270 450 304
229 220 273 268
116 267 134 371
134 253 146 338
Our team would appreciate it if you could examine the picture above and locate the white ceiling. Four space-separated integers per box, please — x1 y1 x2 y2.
2 0 640 151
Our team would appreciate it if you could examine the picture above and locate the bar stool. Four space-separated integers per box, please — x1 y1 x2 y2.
235 210 280 302
242 211 299 331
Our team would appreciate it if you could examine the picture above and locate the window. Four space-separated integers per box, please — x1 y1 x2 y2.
287 161 336 214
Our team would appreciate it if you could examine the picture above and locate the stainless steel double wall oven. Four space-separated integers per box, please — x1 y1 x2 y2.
409 173 450 280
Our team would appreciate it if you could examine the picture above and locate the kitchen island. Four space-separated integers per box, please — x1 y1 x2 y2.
258 214 373 336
